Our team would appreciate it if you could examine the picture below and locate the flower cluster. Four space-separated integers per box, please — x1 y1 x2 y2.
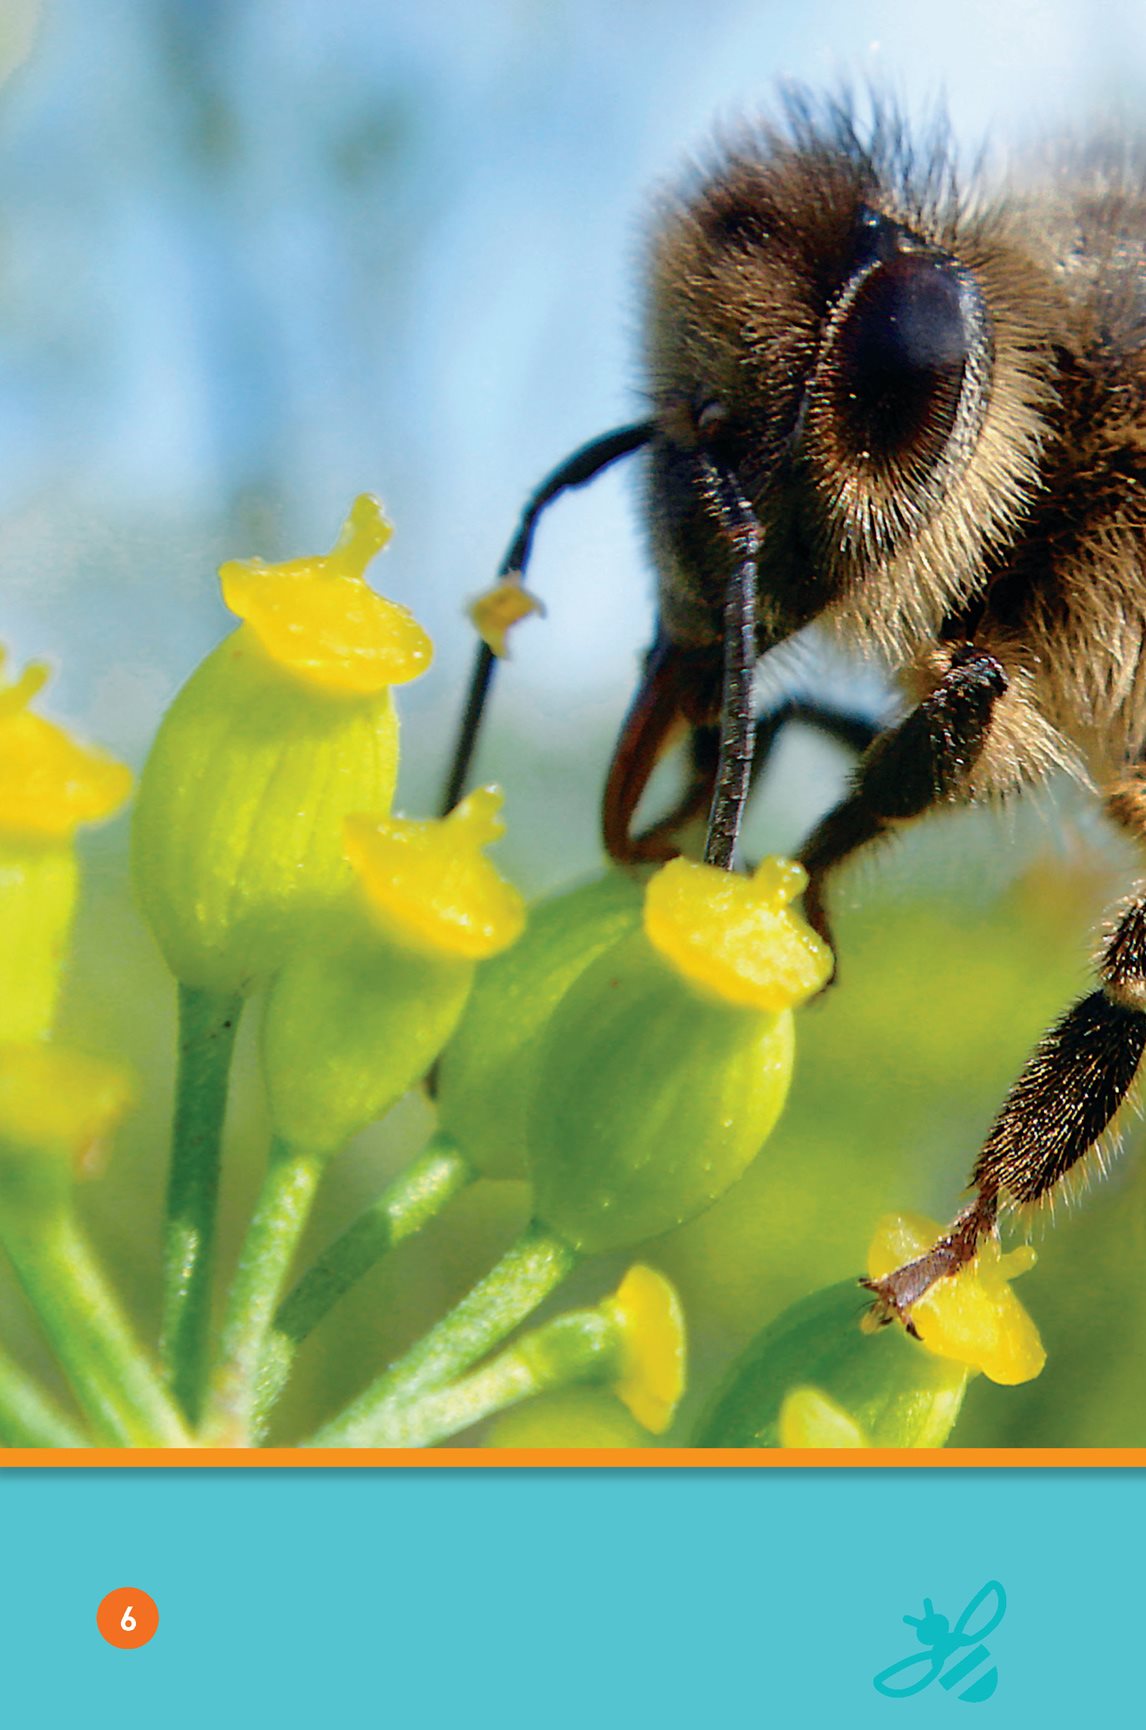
0 498 1049 1452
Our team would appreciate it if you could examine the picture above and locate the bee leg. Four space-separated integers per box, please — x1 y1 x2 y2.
755 699 883 763
626 719 721 859
866 895 1146 1326
632 699 882 858
604 453 764 869
440 421 653 816
797 646 1007 954
602 630 704 862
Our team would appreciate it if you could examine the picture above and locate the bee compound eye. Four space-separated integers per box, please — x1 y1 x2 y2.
852 253 972 376
831 252 986 471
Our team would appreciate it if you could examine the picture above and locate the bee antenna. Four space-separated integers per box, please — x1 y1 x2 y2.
440 421 653 816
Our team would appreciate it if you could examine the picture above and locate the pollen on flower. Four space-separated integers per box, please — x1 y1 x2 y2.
867 1212 1046 1386
0 1043 135 1173
604 1263 686 1434
0 650 132 838
778 1384 870 1448
343 786 526 960
643 855 833 1011
469 579 545 659
219 495 433 695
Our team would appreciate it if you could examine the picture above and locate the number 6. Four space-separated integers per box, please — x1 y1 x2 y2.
120 1605 136 1632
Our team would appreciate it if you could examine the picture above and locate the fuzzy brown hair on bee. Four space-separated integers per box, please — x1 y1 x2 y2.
442 91 1146 1333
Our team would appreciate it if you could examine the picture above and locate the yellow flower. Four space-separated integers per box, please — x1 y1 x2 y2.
867 1212 1046 1386
529 857 817 1256
220 494 431 693
0 653 131 1041
643 856 832 1011
0 651 131 840
603 1264 687 1434
261 791 525 1153
344 787 526 961
134 500 433 993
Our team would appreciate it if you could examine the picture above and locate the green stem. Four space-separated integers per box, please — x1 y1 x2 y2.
205 1136 326 1444
303 1221 577 1448
162 983 243 1422
357 1311 617 1448
0 1345 88 1448
253 1133 475 1435
3 1215 191 1446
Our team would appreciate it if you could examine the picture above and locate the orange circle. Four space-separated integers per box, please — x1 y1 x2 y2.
96 1588 159 1650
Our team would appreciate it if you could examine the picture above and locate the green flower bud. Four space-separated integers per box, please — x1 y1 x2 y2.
435 870 644 1178
132 497 431 995
261 790 525 1153
693 1281 969 1449
485 1389 647 1449
529 857 831 1255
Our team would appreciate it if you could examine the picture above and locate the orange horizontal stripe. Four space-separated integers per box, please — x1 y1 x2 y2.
0 1446 1144 1468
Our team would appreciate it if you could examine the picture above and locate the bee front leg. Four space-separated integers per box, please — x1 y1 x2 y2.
797 647 1008 957
631 699 883 859
866 894 1146 1327
605 453 765 870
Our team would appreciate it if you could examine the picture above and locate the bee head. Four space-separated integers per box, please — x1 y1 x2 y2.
644 100 1056 659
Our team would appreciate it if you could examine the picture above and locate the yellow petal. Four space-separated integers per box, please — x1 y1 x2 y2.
0 653 131 839
867 1212 1046 1386
220 495 432 694
643 855 832 1010
344 787 525 960
604 1264 686 1434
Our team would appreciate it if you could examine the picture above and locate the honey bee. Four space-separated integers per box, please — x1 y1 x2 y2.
444 92 1146 1328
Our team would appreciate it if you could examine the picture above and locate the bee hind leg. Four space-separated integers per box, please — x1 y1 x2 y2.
863 1199 998 1332
866 891 1146 1326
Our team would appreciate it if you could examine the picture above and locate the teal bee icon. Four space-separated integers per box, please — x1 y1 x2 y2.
873 1581 1006 1703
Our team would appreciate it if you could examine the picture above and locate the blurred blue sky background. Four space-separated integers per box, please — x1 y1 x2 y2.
2 0 1144 886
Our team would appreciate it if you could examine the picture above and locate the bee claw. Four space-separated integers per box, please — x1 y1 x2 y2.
860 1271 920 1338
